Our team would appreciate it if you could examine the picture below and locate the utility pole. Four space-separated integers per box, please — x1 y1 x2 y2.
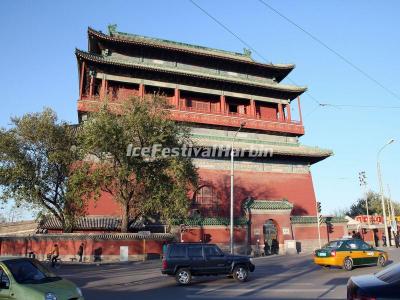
316 201 322 249
230 122 246 254
377 138 395 247
387 185 397 238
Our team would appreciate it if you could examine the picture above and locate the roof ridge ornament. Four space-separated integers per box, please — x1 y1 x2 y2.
108 24 118 35
243 48 252 58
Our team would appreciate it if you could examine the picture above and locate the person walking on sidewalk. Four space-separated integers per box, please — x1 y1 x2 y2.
78 243 84 262
51 244 59 267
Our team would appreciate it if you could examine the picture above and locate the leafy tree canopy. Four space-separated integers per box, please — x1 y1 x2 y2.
346 191 400 218
0 109 93 232
77 95 198 232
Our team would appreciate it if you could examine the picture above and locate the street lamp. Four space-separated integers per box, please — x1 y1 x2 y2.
230 122 246 254
377 138 395 246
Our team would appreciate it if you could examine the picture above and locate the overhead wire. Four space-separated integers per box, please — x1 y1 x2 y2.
189 0 400 112
189 0 322 106
257 0 400 103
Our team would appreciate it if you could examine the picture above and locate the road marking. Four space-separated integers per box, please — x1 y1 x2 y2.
186 288 331 299
188 287 328 294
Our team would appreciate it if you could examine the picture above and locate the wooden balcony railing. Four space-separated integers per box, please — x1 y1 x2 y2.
77 97 304 135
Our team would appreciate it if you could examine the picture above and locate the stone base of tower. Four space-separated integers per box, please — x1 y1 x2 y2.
178 216 348 255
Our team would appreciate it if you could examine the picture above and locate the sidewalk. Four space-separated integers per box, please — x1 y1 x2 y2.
57 257 162 269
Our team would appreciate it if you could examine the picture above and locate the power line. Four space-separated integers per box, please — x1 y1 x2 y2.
189 0 322 106
319 104 400 109
189 0 271 64
189 0 400 113
257 0 400 103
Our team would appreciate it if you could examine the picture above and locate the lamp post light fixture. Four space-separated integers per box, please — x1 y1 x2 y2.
230 122 246 254
377 138 395 246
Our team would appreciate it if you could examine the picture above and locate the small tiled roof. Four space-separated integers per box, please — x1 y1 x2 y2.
247 200 293 210
291 216 348 224
76 49 306 96
173 217 248 227
0 233 174 241
39 216 144 231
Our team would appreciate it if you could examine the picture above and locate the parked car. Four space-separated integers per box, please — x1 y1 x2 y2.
161 243 255 285
0 256 84 300
347 263 400 299
314 239 388 271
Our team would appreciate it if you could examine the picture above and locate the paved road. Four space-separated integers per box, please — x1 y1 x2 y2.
57 247 400 300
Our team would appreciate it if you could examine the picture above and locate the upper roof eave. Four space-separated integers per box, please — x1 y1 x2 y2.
87 27 295 74
75 49 306 96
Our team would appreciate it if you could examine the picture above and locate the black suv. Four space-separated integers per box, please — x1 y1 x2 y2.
161 243 255 285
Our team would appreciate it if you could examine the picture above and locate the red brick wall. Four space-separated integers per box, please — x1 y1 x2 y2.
86 191 122 216
198 169 317 216
182 227 246 244
293 224 347 241
87 169 317 219
0 236 165 259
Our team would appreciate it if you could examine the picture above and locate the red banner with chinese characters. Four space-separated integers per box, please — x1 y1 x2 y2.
355 215 383 224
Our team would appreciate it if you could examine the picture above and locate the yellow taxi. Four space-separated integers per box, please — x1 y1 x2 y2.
314 239 388 271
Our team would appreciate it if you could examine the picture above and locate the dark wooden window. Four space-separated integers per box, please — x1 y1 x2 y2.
194 186 221 216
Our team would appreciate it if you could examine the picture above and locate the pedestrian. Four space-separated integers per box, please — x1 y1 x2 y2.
263 241 268 256
374 231 379 247
51 244 59 267
271 239 279 255
382 234 387 247
77 243 84 262
394 232 399 248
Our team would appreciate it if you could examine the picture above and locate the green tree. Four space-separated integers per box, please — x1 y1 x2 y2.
78 95 198 232
0 109 92 232
347 191 400 217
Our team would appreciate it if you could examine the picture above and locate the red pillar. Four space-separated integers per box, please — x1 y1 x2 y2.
297 96 303 124
220 95 226 114
139 84 145 98
79 61 85 99
250 99 256 117
100 78 106 100
105 80 108 99
174 88 180 109
89 75 94 98
278 103 284 121
286 103 292 122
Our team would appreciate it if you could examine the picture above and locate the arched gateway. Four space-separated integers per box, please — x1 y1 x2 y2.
263 219 279 255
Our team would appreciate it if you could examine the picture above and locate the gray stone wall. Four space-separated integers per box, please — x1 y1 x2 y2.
190 127 299 145
193 158 309 174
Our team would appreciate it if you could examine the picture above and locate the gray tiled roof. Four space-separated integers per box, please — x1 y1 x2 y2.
172 217 248 227
247 200 293 210
88 27 295 70
291 216 348 224
75 49 305 94
39 216 144 231
190 135 333 159
0 233 174 241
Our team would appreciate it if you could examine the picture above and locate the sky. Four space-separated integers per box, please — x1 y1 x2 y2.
0 0 399 217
